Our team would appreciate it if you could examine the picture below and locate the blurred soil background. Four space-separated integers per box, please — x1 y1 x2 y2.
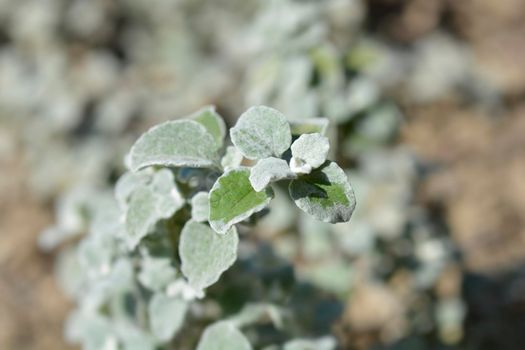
1 0 525 349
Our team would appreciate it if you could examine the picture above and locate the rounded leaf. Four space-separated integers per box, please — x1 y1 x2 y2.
230 106 291 159
124 170 184 249
291 133 329 169
289 162 356 223
196 322 252 350
179 221 238 290
209 168 274 234
148 293 187 341
191 106 227 148
221 146 244 171
129 120 219 171
191 191 210 222
249 157 296 192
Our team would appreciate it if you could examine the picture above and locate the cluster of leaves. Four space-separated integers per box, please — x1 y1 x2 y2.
49 105 355 350
11 0 466 347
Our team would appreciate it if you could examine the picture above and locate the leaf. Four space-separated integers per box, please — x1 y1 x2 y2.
115 323 157 350
129 119 219 171
283 336 336 350
115 170 151 209
291 133 329 170
229 303 283 329
230 106 291 160
78 232 116 278
196 322 252 350
209 168 274 234
191 191 209 222
289 162 356 223
221 146 244 171
148 293 187 341
289 118 329 135
191 106 227 148
179 221 238 290
138 256 177 292
249 157 296 192
65 310 114 350
150 169 185 215
125 170 184 249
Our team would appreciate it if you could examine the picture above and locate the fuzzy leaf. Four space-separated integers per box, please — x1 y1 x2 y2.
289 162 356 223
179 221 238 290
148 293 187 341
78 233 116 278
196 322 252 350
191 191 209 222
115 170 152 209
191 106 226 148
129 120 219 171
291 133 330 169
230 106 291 159
125 170 184 249
115 323 156 350
249 157 296 192
209 168 274 234
221 146 244 171
125 187 156 248
138 257 177 292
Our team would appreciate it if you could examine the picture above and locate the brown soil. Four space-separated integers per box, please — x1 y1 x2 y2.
403 102 525 273
0 147 74 350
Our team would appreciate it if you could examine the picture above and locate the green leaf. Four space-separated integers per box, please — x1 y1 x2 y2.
289 162 356 223
191 191 209 222
289 118 329 135
129 119 219 171
290 133 330 170
191 106 227 148
209 168 274 234
221 145 244 171
179 221 238 290
230 106 291 160
196 322 252 350
249 157 296 192
148 293 187 341
125 170 184 249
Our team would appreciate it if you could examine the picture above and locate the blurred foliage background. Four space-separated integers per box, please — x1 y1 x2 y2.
1 0 525 349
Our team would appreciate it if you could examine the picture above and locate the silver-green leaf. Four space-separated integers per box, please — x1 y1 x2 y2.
138 256 177 292
148 293 188 342
115 170 152 209
179 221 238 290
230 106 291 160
125 170 184 249
221 146 244 171
289 162 356 223
191 106 227 148
209 168 274 234
196 322 252 350
191 191 210 223
291 133 329 170
129 119 219 171
249 157 296 192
